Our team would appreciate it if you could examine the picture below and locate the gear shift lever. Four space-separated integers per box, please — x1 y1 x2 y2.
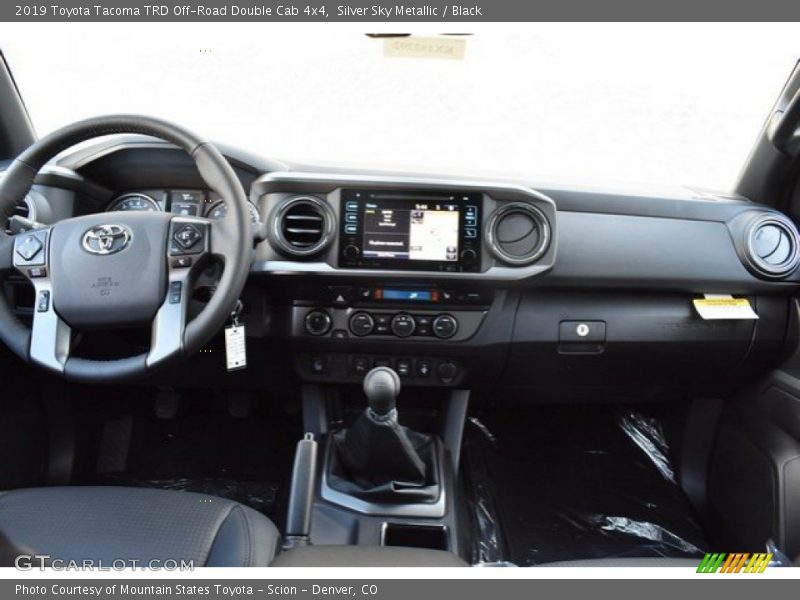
332 366 434 493
363 367 400 417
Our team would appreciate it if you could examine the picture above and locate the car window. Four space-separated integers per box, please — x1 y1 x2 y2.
0 23 798 191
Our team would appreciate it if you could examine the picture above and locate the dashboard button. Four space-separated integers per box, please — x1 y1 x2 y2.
414 315 433 336
329 286 354 306
352 356 370 375
432 314 458 339
349 312 375 336
396 359 411 378
391 313 416 337
416 360 432 378
310 357 327 375
304 310 332 336
437 361 458 383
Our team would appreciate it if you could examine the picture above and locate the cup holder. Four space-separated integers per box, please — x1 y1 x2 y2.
381 523 449 551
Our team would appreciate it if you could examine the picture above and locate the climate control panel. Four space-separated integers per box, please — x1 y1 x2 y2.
293 306 485 343
345 311 459 339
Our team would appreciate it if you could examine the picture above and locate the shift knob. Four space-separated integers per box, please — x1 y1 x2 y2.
363 367 401 416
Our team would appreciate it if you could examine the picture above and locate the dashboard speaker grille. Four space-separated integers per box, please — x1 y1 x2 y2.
272 196 334 257
487 202 551 265
746 214 800 278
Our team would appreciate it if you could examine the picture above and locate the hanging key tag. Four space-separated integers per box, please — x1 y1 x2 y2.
225 300 247 372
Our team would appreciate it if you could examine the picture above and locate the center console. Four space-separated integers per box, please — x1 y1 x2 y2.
249 173 557 564
249 172 557 390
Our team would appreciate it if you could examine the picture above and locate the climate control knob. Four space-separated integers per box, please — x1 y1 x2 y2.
391 313 416 338
304 310 332 336
349 311 375 337
432 314 458 339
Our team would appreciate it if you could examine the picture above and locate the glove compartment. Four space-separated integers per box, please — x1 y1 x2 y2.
502 292 791 403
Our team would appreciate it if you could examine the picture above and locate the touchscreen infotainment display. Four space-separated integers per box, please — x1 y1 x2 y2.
338 189 481 272
362 201 460 262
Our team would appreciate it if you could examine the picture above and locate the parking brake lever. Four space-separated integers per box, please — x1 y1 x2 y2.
283 432 318 550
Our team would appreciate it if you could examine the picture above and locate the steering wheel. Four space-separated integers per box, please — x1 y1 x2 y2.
0 116 252 383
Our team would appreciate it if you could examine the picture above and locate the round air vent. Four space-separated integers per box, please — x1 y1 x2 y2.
270 196 335 257
745 214 800 278
486 202 551 265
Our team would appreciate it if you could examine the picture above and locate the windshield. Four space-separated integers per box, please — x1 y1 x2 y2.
1 23 798 191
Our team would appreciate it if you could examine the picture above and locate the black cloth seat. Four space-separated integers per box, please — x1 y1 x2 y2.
0 486 280 567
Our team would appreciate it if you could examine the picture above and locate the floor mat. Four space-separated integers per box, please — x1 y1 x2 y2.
463 404 709 566
83 390 300 528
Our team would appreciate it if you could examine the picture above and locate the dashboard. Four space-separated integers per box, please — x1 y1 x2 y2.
104 189 261 223
4 138 800 402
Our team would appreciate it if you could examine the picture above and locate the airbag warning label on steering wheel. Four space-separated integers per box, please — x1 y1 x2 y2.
225 325 247 371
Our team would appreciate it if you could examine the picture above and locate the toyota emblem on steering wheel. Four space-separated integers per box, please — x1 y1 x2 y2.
81 224 132 255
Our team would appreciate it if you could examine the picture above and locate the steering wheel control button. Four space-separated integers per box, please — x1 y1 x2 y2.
28 267 47 278
36 291 50 313
349 311 375 336
391 313 416 337
168 281 183 304
432 314 459 339
15 234 43 262
170 256 193 269
559 320 606 343
304 310 332 336
174 224 202 250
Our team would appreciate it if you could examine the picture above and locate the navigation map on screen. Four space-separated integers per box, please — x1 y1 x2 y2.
362 202 460 262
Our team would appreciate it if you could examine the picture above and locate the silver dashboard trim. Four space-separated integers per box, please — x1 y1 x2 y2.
251 171 557 281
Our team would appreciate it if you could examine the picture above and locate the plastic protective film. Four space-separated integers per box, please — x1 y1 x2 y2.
463 407 709 566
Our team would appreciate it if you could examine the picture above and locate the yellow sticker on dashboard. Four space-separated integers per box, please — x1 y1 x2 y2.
383 36 466 60
693 295 759 320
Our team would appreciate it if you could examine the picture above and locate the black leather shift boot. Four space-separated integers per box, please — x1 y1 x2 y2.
329 409 440 503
